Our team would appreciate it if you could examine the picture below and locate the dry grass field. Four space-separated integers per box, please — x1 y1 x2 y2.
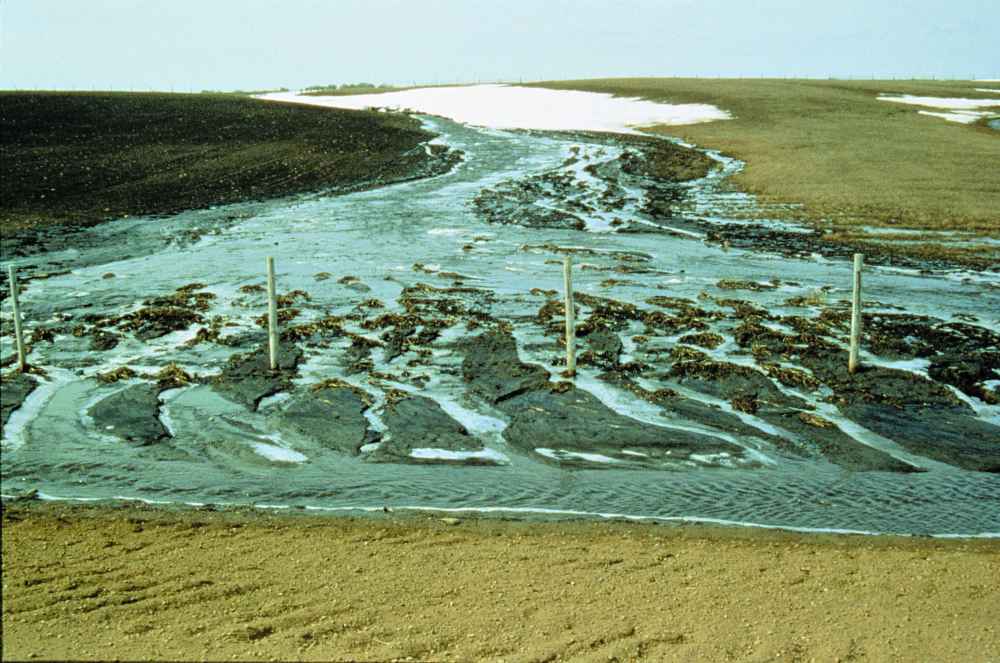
536 79 1000 263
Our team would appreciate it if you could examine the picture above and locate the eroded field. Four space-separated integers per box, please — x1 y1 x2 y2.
2 112 997 534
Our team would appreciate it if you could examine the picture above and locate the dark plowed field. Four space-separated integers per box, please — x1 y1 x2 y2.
0 92 441 238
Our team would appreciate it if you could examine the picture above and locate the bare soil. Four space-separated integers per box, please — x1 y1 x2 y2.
2 502 997 662
0 92 450 246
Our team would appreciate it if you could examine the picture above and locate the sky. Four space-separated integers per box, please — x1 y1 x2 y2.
1 0 997 91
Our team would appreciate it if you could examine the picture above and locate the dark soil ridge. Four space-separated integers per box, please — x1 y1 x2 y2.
0 373 37 436
457 329 748 468
87 383 170 446
526 129 719 183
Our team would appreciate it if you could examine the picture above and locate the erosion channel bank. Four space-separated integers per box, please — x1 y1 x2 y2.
1 97 999 536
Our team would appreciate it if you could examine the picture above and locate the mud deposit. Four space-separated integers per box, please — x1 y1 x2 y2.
2 116 999 535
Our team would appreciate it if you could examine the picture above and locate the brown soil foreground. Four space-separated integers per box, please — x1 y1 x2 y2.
2 503 998 662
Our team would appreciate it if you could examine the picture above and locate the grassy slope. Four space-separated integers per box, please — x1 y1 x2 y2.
0 92 436 236
534 79 1000 240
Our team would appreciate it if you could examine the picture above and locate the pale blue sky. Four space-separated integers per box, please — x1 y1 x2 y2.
1 0 997 91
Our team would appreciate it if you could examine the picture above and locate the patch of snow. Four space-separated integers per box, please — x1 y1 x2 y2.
878 94 1000 110
257 392 291 411
878 93 1000 125
535 448 622 464
858 226 957 236
260 85 732 134
866 357 932 374
690 452 734 466
409 447 508 462
918 110 992 124
432 399 507 436
251 441 307 463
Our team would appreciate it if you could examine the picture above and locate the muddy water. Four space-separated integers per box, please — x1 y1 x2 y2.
2 117 999 535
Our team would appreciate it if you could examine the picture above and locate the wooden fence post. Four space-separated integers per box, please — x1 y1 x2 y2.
7 265 27 372
266 256 279 371
563 255 576 376
849 253 864 374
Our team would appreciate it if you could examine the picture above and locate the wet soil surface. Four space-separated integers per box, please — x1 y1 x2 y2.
275 382 374 456
87 383 170 446
459 329 745 467
372 393 488 464
2 114 998 534
213 345 303 412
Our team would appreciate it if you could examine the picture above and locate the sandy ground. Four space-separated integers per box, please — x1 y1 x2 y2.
2 502 998 662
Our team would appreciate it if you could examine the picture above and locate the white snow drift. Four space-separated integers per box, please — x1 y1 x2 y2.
879 93 1000 124
259 84 731 133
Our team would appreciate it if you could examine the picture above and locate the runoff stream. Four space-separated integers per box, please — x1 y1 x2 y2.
2 116 999 536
